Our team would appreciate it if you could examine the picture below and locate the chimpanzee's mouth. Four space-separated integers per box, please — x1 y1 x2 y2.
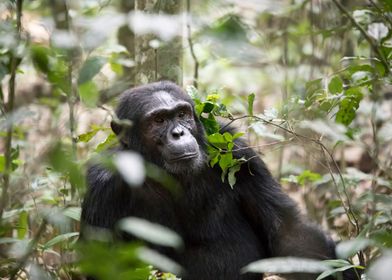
169 152 198 162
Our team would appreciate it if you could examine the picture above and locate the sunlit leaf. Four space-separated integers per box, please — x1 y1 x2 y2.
114 152 145 187
368 22 389 41
96 133 118 152
17 211 28 239
0 154 4 172
336 238 373 259
137 247 182 275
297 170 322 186
242 257 330 274
119 217 183 249
77 128 100 143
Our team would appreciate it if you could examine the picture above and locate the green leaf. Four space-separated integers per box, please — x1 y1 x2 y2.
77 128 100 143
380 0 392 11
78 81 99 108
200 116 220 135
232 132 244 140
328 76 343 94
49 143 85 189
95 133 118 152
210 153 220 167
30 45 50 74
336 88 363 126
110 62 123 75
228 164 241 188
47 59 70 94
202 102 215 113
207 133 227 149
17 211 28 239
0 154 4 172
78 56 106 85
247 93 255 116
219 152 233 170
320 101 332 111
43 232 79 250
210 14 247 41
223 132 233 142
297 170 322 186
207 146 220 167
78 242 149 280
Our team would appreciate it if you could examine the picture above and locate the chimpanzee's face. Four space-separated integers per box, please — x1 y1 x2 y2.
138 91 205 174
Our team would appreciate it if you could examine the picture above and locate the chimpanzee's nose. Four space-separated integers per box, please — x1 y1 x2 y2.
171 126 185 139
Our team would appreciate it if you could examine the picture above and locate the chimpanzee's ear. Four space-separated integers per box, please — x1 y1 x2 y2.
110 119 132 147
110 119 123 136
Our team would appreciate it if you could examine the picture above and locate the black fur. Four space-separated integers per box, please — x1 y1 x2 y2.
81 81 359 280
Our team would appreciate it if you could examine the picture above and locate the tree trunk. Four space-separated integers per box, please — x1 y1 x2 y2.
118 0 183 86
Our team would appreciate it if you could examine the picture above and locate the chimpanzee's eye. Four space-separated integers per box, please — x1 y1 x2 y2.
178 111 186 118
154 116 164 124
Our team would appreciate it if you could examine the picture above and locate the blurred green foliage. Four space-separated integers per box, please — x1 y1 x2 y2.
0 0 392 279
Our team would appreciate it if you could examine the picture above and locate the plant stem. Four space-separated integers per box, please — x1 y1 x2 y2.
0 0 23 222
186 0 199 88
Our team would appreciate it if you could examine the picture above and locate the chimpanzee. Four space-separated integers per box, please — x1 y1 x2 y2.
81 81 358 280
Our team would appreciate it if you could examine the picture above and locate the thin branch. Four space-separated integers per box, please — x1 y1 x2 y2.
223 115 361 235
331 0 390 74
186 0 199 88
232 140 292 152
0 0 23 222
